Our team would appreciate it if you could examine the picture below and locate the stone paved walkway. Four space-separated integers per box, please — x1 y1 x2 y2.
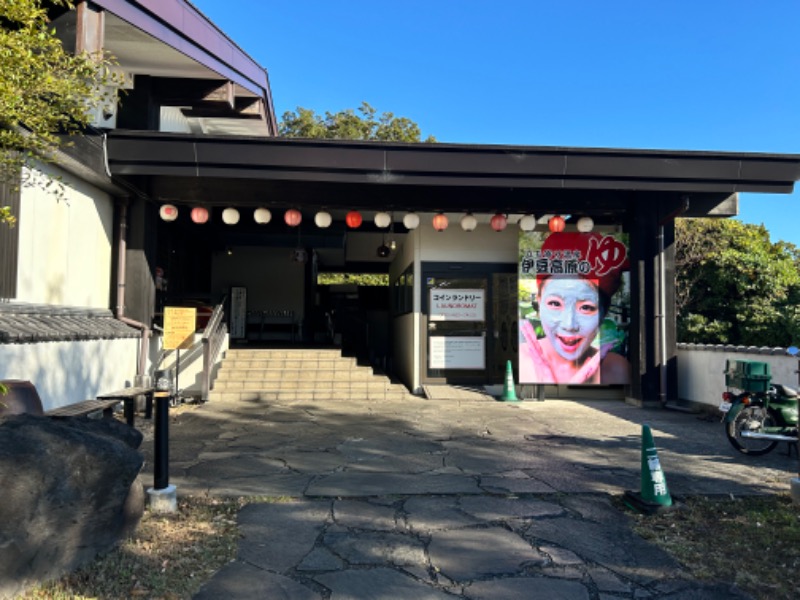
139 396 796 599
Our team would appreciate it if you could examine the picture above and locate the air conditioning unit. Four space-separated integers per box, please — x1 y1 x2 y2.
87 85 119 129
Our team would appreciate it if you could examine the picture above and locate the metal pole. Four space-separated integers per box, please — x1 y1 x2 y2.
658 226 667 405
175 349 180 405
153 391 170 490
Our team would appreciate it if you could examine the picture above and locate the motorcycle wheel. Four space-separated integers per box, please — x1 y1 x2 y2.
726 406 779 456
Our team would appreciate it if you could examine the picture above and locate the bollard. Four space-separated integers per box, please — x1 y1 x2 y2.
153 391 170 490
624 424 674 514
147 391 177 512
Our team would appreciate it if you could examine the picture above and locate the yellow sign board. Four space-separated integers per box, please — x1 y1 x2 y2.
163 306 197 350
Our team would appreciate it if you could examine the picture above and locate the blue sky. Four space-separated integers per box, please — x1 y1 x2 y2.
191 0 800 246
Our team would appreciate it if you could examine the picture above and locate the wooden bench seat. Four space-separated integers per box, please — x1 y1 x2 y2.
45 398 122 420
3 381 155 427
45 386 155 427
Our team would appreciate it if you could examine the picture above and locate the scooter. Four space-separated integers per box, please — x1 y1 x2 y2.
719 347 799 456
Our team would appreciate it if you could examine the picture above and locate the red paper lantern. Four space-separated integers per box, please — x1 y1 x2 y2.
346 210 363 228
490 213 508 232
191 206 209 224
549 215 566 233
432 212 448 232
284 209 302 227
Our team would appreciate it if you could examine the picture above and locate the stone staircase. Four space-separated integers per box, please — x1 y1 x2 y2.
208 348 415 402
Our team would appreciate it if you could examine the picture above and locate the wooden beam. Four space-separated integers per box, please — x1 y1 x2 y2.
76 1 104 57
153 78 236 109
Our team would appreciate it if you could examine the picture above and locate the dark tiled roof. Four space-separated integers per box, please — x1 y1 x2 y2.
0 303 140 344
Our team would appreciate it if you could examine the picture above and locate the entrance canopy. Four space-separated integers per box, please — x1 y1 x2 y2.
103 132 800 400
106 131 800 223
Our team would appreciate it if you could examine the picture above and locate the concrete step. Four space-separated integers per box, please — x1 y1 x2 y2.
216 369 377 382
212 379 398 392
224 349 349 361
220 358 365 370
208 389 414 402
210 347 410 402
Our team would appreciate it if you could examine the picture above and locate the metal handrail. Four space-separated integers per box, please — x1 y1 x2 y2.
201 299 227 402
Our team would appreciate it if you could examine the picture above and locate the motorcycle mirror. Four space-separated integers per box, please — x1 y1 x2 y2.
787 346 799 356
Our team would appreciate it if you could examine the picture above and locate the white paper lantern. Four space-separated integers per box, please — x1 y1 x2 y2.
314 211 332 228
222 207 240 225
519 214 537 232
460 213 477 231
254 207 272 224
374 211 392 228
403 212 420 230
159 204 178 222
577 216 594 232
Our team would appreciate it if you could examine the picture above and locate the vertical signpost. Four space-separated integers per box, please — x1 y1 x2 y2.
149 306 196 512
163 306 196 401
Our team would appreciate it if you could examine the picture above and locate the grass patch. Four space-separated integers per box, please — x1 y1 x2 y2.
627 494 800 600
21 496 243 600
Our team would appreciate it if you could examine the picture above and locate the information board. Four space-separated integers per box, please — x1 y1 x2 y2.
163 306 197 350
429 336 485 369
229 286 247 339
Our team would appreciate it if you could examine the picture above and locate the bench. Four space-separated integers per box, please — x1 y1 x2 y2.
96 387 154 427
45 398 123 420
45 387 154 427
2 380 155 426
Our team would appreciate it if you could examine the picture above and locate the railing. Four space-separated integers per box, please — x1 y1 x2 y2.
201 300 227 402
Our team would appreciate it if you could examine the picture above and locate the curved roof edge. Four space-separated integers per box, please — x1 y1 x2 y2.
107 131 800 196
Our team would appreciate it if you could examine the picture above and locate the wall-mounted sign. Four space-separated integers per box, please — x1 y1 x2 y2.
163 306 197 350
230 286 247 339
429 289 485 321
429 336 485 369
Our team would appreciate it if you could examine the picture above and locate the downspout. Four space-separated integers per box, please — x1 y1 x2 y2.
115 200 151 377
657 196 690 405
103 132 151 377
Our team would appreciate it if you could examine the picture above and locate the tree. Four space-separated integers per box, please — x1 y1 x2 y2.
675 218 800 347
0 0 119 225
279 102 436 142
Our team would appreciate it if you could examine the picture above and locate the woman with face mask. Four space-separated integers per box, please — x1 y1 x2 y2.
519 232 631 385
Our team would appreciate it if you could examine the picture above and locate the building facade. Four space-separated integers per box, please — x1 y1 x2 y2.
2 0 800 408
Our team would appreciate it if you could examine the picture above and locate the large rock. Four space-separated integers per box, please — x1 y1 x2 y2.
0 414 145 598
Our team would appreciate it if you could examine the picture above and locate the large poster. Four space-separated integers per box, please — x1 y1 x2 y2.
518 231 631 385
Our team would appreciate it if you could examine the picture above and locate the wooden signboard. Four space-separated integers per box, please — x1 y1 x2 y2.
163 306 197 350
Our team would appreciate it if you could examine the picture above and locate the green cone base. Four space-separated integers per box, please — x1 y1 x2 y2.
498 360 519 402
623 490 676 515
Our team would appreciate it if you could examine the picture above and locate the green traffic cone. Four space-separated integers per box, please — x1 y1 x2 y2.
499 360 519 402
624 424 674 514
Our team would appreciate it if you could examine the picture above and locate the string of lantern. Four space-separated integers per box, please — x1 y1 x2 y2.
158 204 593 233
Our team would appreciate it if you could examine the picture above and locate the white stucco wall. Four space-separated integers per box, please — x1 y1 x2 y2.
16 163 114 308
417 216 518 262
0 338 140 411
677 345 800 408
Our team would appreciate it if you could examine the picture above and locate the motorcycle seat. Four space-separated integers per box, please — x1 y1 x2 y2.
773 383 798 398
